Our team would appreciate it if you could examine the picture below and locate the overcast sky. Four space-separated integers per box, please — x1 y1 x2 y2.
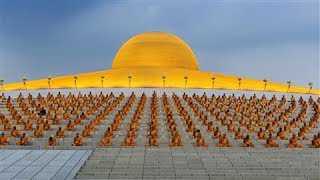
0 0 319 88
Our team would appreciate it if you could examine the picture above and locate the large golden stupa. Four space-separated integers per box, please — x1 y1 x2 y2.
2 31 319 94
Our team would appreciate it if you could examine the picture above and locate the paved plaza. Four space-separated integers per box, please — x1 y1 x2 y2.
0 150 91 180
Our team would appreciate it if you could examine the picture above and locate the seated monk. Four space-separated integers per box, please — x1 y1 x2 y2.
203 118 210 126
288 134 303 148
272 120 280 128
13 112 21 120
43 120 51 131
127 128 137 138
242 135 255 147
82 126 91 138
93 117 102 125
17 133 28 145
170 133 182 147
33 125 43 138
266 133 279 148
24 120 33 131
298 128 309 140
52 115 60 125
213 127 222 139
11 126 20 138
149 127 158 137
284 123 292 133
207 122 215 132
221 118 228 126
111 122 119 131
47 136 57 146
16 117 24 125
63 112 71 120
187 122 195 132
191 129 200 139
277 128 288 140
106 127 114 138
311 134 320 148
228 121 236 132
66 120 75 131
72 133 83 146
122 133 135 146
0 132 9 145
46 111 53 120
99 132 112 146
36 117 44 125
256 119 264 127
168 123 177 132
80 112 87 120
235 128 244 139
247 122 256 133
239 119 247 126
266 123 274 133
88 122 96 131
55 127 65 138
217 134 232 147
3 120 11 131
146 134 158 146
257 128 266 140
195 135 208 147
29 112 37 120
74 115 82 125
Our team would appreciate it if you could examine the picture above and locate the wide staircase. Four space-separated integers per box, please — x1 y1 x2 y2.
75 147 320 179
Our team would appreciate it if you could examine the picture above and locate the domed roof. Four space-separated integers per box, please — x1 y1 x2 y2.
111 31 199 70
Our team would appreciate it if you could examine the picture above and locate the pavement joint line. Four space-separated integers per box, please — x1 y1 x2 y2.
11 150 46 179
30 150 62 179
65 150 92 180
1 150 31 174
50 149 77 180
0 150 16 162
64 150 87 179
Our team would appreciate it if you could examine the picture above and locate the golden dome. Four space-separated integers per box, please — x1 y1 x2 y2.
111 31 199 70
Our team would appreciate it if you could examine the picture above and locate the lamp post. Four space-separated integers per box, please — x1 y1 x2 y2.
162 74 166 89
74 75 78 89
128 74 132 88
100 75 105 88
22 77 27 90
0 79 4 90
287 80 292 92
238 77 242 90
211 75 215 89
184 75 188 89
48 76 52 89
263 78 268 91
308 82 313 93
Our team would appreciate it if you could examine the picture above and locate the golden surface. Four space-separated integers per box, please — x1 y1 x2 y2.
112 31 199 70
2 68 319 95
2 31 319 95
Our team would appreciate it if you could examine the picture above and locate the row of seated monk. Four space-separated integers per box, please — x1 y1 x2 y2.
0 92 319 148
1 130 319 148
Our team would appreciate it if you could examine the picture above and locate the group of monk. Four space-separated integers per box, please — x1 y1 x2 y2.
121 93 139 146
171 92 319 148
172 94 209 147
0 92 319 148
161 93 182 147
146 93 159 146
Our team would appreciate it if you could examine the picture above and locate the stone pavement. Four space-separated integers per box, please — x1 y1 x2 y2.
75 147 320 180
0 150 91 180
